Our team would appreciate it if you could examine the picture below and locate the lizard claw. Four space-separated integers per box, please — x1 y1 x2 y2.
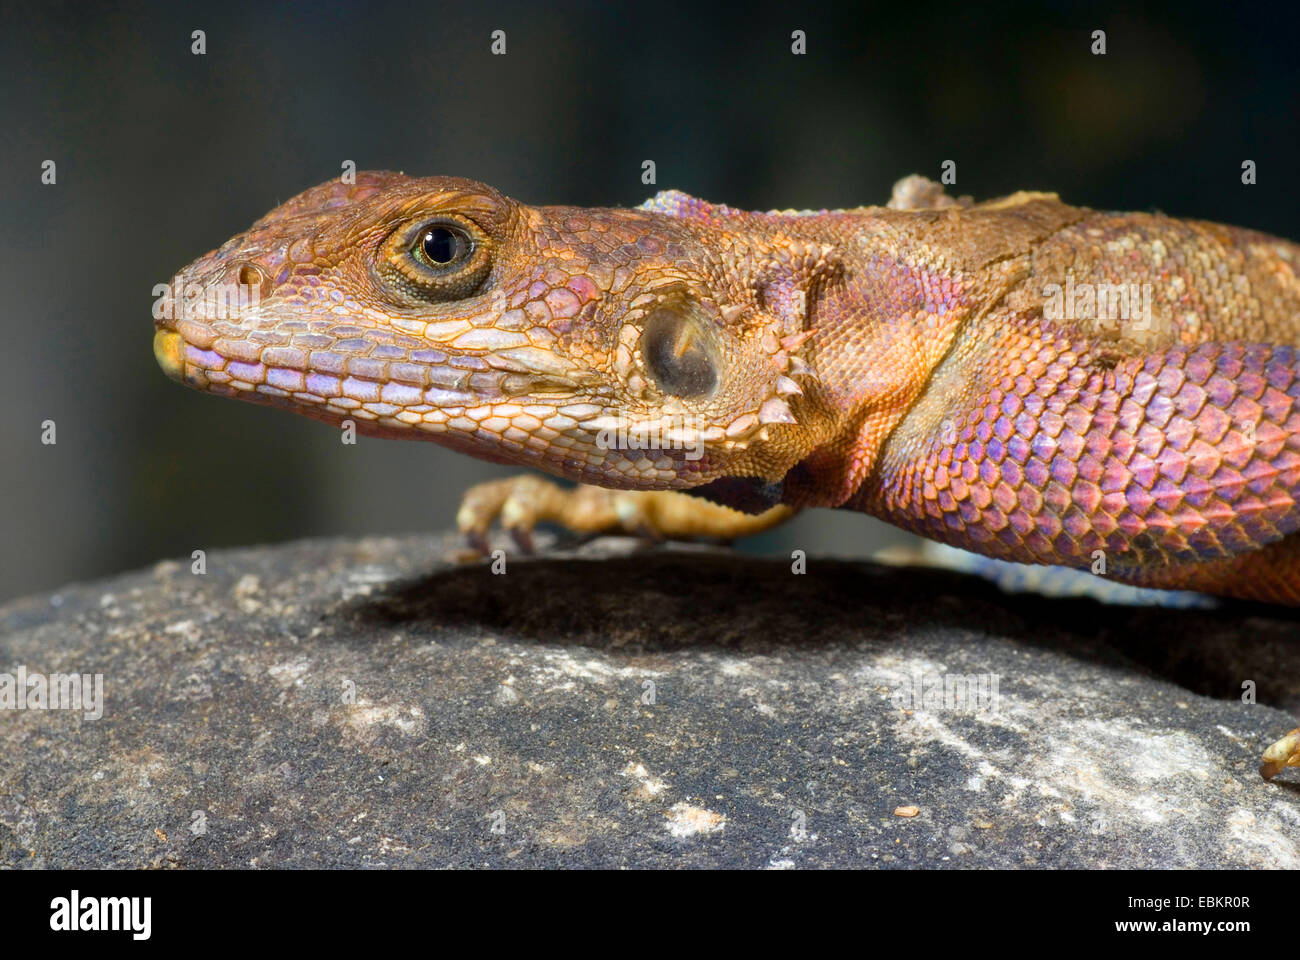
451 528 492 563
1261 727 1300 781
507 525 537 555
450 474 798 564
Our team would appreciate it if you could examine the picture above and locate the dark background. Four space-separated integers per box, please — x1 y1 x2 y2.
4 0 1298 602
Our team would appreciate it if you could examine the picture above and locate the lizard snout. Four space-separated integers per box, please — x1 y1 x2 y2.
152 257 274 385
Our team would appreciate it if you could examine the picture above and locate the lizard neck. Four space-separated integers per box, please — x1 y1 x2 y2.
780 249 979 509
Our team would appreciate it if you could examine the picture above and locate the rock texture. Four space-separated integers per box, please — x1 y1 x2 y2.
2 534 1298 868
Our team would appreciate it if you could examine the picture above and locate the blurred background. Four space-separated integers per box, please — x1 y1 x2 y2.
3 0 1299 602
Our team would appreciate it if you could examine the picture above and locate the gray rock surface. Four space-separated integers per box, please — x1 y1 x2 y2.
2 533 1298 868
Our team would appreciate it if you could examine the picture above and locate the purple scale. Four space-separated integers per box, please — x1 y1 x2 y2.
978 463 999 493
982 507 1008 532
267 368 303 391
333 338 372 354
1029 433 1058 462
1034 481 1066 520
340 376 380 403
1184 352 1213 384
1129 372 1158 406
1098 457 1131 492
308 351 345 374
388 362 428 385
1156 364 1185 395
1241 457 1281 490
1213 471 1247 503
1005 510 1032 536
380 382 423 406
428 367 467 388
1144 394 1175 429
1203 375 1236 408
1001 458 1024 487
1152 417 1188 454
1154 481 1185 512
189 347 224 368
1056 430 1085 461
1264 360 1296 393
1061 508 1092 539
1098 490 1127 518
305 373 342 397
227 361 264 382
348 358 388 380
1197 405 1232 444
425 388 476 406
1023 458 1048 489
1125 485 1155 516
1117 510 1153 540
1260 386 1293 421
1050 457 1077 487
1051 530 1083 559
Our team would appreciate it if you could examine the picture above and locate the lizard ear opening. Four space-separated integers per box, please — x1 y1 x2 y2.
640 306 721 399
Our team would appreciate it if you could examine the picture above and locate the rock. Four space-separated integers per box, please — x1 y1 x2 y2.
1 534 1298 868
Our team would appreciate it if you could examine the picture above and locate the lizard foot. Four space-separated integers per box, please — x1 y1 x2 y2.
1260 727 1300 781
453 474 797 560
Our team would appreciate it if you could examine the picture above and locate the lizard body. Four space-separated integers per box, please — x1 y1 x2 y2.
154 172 1300 610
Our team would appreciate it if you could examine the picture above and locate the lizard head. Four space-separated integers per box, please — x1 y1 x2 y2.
154 172 832 491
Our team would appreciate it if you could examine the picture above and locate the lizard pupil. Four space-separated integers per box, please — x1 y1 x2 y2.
420 226 466 266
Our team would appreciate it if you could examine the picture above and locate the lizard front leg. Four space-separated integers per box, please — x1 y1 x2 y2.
455 475 797 556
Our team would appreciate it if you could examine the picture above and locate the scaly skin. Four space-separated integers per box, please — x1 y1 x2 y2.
154 170 1300 599
153 171 1300 777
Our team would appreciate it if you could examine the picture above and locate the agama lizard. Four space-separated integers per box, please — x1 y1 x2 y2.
152 172 1300 779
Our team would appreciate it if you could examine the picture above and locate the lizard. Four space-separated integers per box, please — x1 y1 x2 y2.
152 171 1300 779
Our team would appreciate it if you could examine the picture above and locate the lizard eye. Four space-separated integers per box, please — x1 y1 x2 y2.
376 215 492 302
640 307 720 399
417 224 471 267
